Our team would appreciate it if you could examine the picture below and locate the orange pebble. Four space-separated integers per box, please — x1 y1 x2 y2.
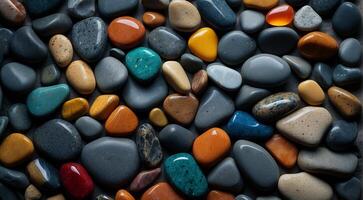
266 5 295 26
105 105 139 136
115 189 135 200
141 182 184 200
89 95 119 121
207 190 235 200
265 134 298 168
61 97 89 121
192 128 231 167
142 11 166 28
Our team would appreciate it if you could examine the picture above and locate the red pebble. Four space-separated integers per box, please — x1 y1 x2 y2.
60 163 94 200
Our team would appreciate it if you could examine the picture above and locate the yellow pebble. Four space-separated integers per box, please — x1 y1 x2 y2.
0 133 34 167
188 27 218 62
298 80 325 105
61 97 89 121
243 0 279 10
90 95 120 121
149 108 168 127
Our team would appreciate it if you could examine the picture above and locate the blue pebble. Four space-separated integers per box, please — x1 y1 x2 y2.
325 120 358 151
196 0 236 30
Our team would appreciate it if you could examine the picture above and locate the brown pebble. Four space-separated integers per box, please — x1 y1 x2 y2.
25 184 42 200
163 93 199 125
298 32 338 60
66 60 96 95
192 69 208 95
328 86 362 118
265 134 298 168
0 0 26 25
142 11 165 28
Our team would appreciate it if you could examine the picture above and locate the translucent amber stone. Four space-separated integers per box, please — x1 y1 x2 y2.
266 5 295 26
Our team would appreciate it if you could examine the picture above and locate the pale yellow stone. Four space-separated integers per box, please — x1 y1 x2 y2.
49 34 73 67
66 60 96 95
162 61 191 94
46 194 66 200
168 0 201 32
298 80 325 105
149 108 168 127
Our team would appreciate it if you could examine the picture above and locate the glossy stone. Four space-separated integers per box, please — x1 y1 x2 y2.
309 0 340 16
1 62 36 93
109 48 125 60
276 106 332 147
115 190 135 200
66 60 96 95
141 182 184 200
266 5 294 27
265 134 298 168
23 0 61 16
89 95 119 121
130 168 161 192
258 27 299 56
282 55 312 79
218 31 256 65
188 27 218 62
10 26 47 63
294 5 322 31
241 54 291 88
192 70 208 95
196 0 236 30
105 105 139 136
162 61 191 94
0 0 26 25
333 64 362 87
311 62 333 90
49 34 73 68
32 13 72 37
0 133 34 167
71 17 107 62
81 137 140 188
142 12 165 28
239 10 265 34
8 103 31 131
125 47 162 82
164 153 208 198
158 124 196 152
169 0 201 32
61 98 89 121
136 123 163 167
27 158 60 191
40 64 61 86
335 177 361 200
243 0 278 10
194 87 235 130
235 85 271 110
298 31 338 61
0 165 29 189
75 116 103 141
298 80 325 105
332 2 361 37
95 57 128 93
67 0 95 19
235 195 253 200
233 140 279 191
148 27 186 60
180 53 205 73
149 108 168 127
207 63 242 91
207 190 234 200
325 120 358 151
252 92 301 122
27 84 70 117
98 0 138 18
96 195 114 200
328 86 362 118
163 94 198 125
226 111 273 141
339 38 361 67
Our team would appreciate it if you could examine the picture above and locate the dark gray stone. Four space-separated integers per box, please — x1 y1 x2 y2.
136 123 163 167
148 27 186 60
33 119 82 162
339 38 362 67
98 0 138 18
226 0 241 8
81 137 140 188
285 0 309 7
333 64 362 87
196 0 236 30
258 27 299 56
309 0 340 16
141 0 169 9
1 62 36 93
24 0 62 16
158 124 196 152
235 194 253 200
282 55 312 79
0 28 13 63
109 48 125 60
8 103 31 131
235 85 271 110
40 64 61 86
0 165 29 189
239 10 265 34
32 13 72 37
311 62 333 90
325 120 358 151
0 116 8 138
207 63 242 91
233 140 279 191
67 0 95 19
335 177 361 200
180 53 205 73
218 30 256 66
0 182 18 200
75 116 103 141
332 2 361 37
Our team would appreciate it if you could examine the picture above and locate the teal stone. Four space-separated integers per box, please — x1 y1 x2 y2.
125 47 162 82
164 153 208 198
26 84 70 117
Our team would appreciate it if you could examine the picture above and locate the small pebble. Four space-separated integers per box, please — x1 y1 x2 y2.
339 38 362 67
67 0 95 19
333 64 362 87
180 53 205 73
141 182 184 200
266 5 295 27
0 28 13 63
309 0 340 16
130 168 161 192
27 158 61 191
109 48 125 60
332 2 362 37
265 134 298 168
162 61 191 94
75 116 103 141
196 0 236 30
163 94 199 125
49 34 73 68
192 69 208 95
239 10 265 34
325 120 358 151
235 85 271 110
115 189 135 200
61 97 89 121
1 62 36 93
89 94 119 121
298 80 325 105
188 27 218 62
158 124 196 152
169 0 201 32
8 103 32 131
311 62 333 90
40 64 61 86
148 108 168 127
136 123 163 167
24 184 42 200
328 86 362 118
105 105 139 136
0 165 29 189
258 27 299 56
282 55 312 79
298 31 338 60
66 60 96 95
0 0 26 25
293 5 322 31
142 12 165 28
207 63 242 91
0 133 34 167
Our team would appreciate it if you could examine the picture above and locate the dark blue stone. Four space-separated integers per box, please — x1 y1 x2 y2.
8 103 32 131
333 64 362 87
311 62 333 90
285 0 309 7
332 2 361 37
225 111 273 141
0 116 8 139
0 28 13 63
0 165 29 189
98 0 138 18
196 0 236 30
226 0 241 8
325 120 358 151
0 182 18 200
28 158 61 191
32 13 72 38
24 0 62 16
335 177 361 200
309 0 341 16
258 27 299 56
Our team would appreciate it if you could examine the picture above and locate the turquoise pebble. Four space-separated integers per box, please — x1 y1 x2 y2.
26 84 70 117
164 153 208 198
125 47 162 82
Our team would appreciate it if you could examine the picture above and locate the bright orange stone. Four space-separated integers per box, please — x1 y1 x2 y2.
105 105 139 136
141 182 184 200
0 133 34 167
207 190 235 200
265 134 298 168
266 5 295 26
115 189 135 200
89 95 119 121
192 127 231 167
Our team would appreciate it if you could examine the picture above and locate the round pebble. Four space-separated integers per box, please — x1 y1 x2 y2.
196 0 236 30
266 5 294 27
258 27 299 56
294 5 322 31
0 0 26 25
142 11 165 28
339 38 362 67
298 31 338 60
49 34 73 68
332 2 361 37
282 55 312 79
239 10 265 34
1 62 36 93
333 64 362 87
207 63 242 91
66 60 96 95
169 0 201 32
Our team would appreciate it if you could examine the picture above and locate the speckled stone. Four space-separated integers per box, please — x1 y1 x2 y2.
239 10 265 34
235 85 271 110
67 0 95 19
339 38 362 67
23 0 62 16
196 0 236 30
27 158 61 191
207 63 242 91
32 13 72 37
71 17 107 62
309 0 340 16
40 64 61 86
0 165 29 189
8 103 31 131
136 123 163 168
294 5 322 31
335 177 361 200
158 124 196 152
148 27 186 60
98 0 138 18
311 62 333 90
75 116 103 141
298 147 358 177
333 64 362 87
282 55 312 79
325 120 358 151
252 92 301 123
164 153 208 198
258 27 299 56
233 140 279 192
1 62 36 93
180 53 205 73
95 57 128 93
332 2 361 37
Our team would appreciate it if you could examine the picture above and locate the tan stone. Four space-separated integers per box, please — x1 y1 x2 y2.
243 0 279 10
169 0 201 32
192 69 208 95
149 108 168 127
328 86 362 118
162 61 191 94
66 60 96 95
163 94 199 125
46 194 66 200
25 184 42 200
49 34 73 67
298 80 325 105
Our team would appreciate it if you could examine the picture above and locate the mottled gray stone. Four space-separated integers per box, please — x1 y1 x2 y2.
294 5 322 31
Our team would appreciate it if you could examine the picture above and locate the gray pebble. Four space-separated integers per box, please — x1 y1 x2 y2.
0 116 8 139
180 53 205 73
40 64 61 86
95 57 128 93
256 197 281 200
294 5 322 31
239 10 265 34
235 85 271 110
32 13 72 37
335 177 361 200
8 103 31 131
0 165 29 189
207 63 242 91
333 64 362 87
0 28 13 62
311 62 333 90
109 48 125 60
158 124 196 152
75 116 103 141
1 62 36 93
339 38 362 67
258 27 299 56
0 182 18 200
283 55 312 79
235 194 253 200
67 0 95 19
98 0 138 18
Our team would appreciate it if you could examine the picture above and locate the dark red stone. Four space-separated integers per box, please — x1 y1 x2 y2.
60 163 94 200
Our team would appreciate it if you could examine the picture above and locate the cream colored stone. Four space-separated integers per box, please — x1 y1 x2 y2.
25 184 42 200
49 34 73 67
168 0 201 32
66 60 96 95
162 61 191 94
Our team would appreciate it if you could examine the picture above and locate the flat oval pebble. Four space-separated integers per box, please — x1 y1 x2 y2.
130 168 161 192
207 157 243 193
266 5 294 27
258 27 299 56
332 2 361 38
218 31 256 66
81 137 139 188
23 0 61 16
71 17 107 62
67 0 95 19
26 84 70 117
49 34 73 68
325 120 358 151
188 27 218 62
136 123 163 167
333 64 362 87
148 108 168 127
34 119 82 161
105 105 139 136
95 57 128 93
309 0 340 16
0 133 34 167
66 60 96 95
163 94 199 125
1 62 36 93
61 97 89 121
142 12 165 28
148 27 186 60
339 38 361 67
265 134 298 168
162 61 191 94
335 177 361 200
75 116 103 141
207 63 242 91
196 0 236 30
298 147 358 177
276 106 332 147
233 140 279 191
108 16 145 49
32 13 72 37
169 0 201 32
194 87 235 130
239 10 265 34
226 111 273 141
141 0 170 10
158 124 196 152
0 0 26 25
278 172 333 200
89 94 119 121
164 153 208 198
328 86 362 118
243 0 278 10
298 80 325 105
10 26 47 63
298 31 338 60
235 85 271 110
311 62 333 90
40 64 61 86
180 53 206 73
98 0 138 18
241 54 291 88
282 55 312 79
27 158 60 191
8 103 32 131
293 5 322 31
125 47 162 82
0 165 29 189
192 70 208 95
252 92 301 122
141 182 184 200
